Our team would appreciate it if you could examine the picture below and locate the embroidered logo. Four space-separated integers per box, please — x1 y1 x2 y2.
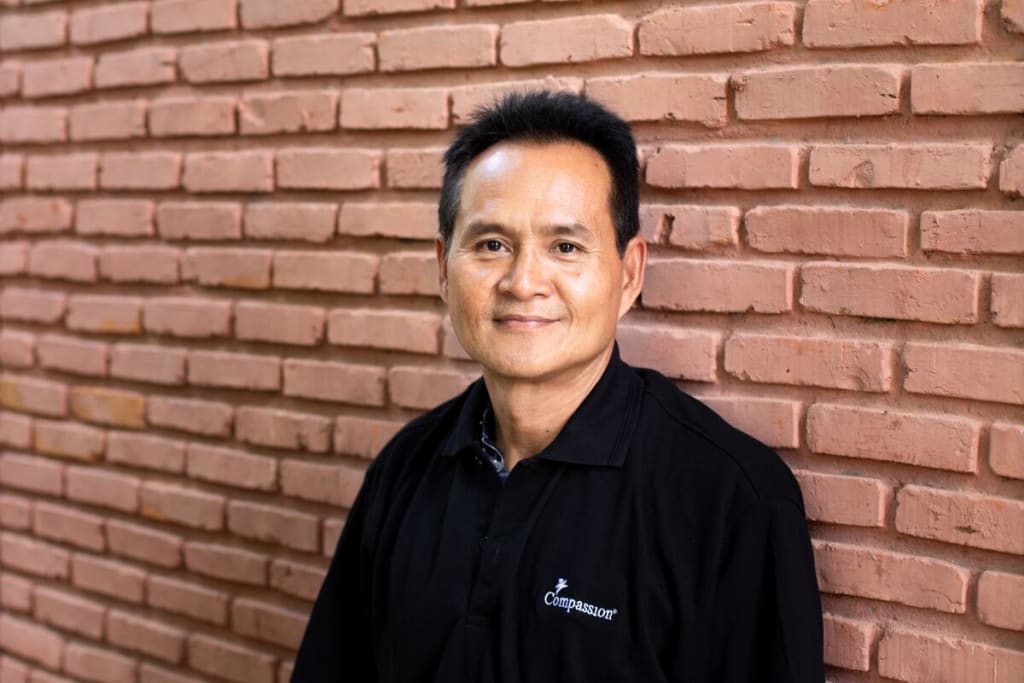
542 578 618 622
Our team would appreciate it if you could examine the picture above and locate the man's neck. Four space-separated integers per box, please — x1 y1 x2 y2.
483 346 614 471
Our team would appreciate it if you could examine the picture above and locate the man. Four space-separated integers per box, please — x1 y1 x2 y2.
292 91 824 682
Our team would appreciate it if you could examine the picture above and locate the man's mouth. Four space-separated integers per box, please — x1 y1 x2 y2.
494 315 557 328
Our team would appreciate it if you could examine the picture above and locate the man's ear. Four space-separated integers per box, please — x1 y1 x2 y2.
618 235 647 319
435 237 448 303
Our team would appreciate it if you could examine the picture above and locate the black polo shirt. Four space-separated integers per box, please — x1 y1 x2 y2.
292 347 824 682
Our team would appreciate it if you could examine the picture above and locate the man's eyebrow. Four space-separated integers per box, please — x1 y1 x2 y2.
461 221 511 240
547 222 594 239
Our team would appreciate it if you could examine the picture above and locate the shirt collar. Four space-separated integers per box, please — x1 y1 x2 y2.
440 343 642 468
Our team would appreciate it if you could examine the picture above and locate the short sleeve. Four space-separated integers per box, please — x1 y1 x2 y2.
708 497 824 682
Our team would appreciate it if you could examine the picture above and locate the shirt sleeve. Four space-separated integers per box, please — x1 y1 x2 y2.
291 465 378 683
707 497 824 683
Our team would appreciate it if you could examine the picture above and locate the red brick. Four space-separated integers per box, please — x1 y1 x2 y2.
95 48 176 89
270 559 326 601
745 205 907 257
32 502 104 551
280 459 361 509
236 407 331 452
794 471 888 527
65 642 137 683
182 247 272 289
188 350 280 391
0 494 32 530
183 151 273 193
684 396 802 450
647 144 799 189
273 250 377 293
328 309 440 354
1 571 34 611
0 453 62 496
343 0 452 14
999 145 1024 196
990 422 1024 480
146 575 228 625
814 540 968 612
70 100 147 141
235 301 325 346
878 628 1024 682
617 324 718 383
228 500 319 552
586 73 727 128
0 412 33 449
338 201 437 240
380 24 496 72
921 210 1023 254
140 481 224 531
109 343 186 386
70 2 148 45
33 419 105 460
977 571 1024 631
0 11 66 51
70 386 145 429
1 534 69 580
30 667 74 683
98 245 180 285
139 665 206 683
1006 0 1024 30
334 415 402 459
152 0 238 34
450 77 582 124
501 15 632 67
0 198 72 234
1 288 66 324
26 153 97 191
143 298 232 338
241 0 338 28
184 541 267 585
803 0 982 47
644 259 792 313
0 374 67 417
187 634 275 683
0 239 28 274
232 598 306 648
725 335 893 392
270 33 375 77
912 63 1024 115
385 147 444 189
801 262 980 324
639 3 796 56
239 91 336 135
284 359 386 406
67 466 139 513
76 199 154 237
99 152 181 190
322 518 344 554
107 610 185 663
0 62 19 98
66 294 142 334
105 519 182 569
0 330 34 368
808 403 980 473
33 587 105 638
244 202 336 242
0 614 64 669
389 366 476 410
0 106 67 144
180 40 268 83
896 485 1024 554
276 148 380 190
735 64 901 120
147 396 232 438
823 614 873 672
21 57 93 98
340 87 448 130
809 143 992 189
904 342 1024 405
149 96 236 137
0 155 23 189
379 251 437 295
187 442 276 491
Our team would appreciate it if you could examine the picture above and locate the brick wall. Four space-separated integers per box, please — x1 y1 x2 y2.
0 1 1021 682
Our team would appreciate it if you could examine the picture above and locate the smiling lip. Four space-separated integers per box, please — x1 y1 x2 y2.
494 315 557 328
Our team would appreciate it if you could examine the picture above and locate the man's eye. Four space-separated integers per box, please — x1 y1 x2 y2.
483 240 503 252
556 242 578 254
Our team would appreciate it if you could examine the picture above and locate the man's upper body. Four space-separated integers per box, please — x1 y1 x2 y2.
292 91 824 682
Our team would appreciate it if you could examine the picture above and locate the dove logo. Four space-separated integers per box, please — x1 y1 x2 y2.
542 578 618 622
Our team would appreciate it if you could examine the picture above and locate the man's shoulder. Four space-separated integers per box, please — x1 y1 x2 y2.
631 366 804 509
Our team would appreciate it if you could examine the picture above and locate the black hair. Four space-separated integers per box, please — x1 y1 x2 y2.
438 90 639 255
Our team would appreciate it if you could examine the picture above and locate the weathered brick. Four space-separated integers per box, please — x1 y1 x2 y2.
385 147 444 189
647 144 800 189
0 614 64 670
0 62 19 97
106 519 182 569
699 396 803 452
33 418 104 461
240 0 338 28
793 471 888 527
107 610 185 664
107 431 185 473
0 239 28 274
746 205 907 257
64 642 137 683
338 202 437 240
341 87 448 130
328 309 441 354
33 586 105 638
271 33 375 77
95 48 176 89
228 500 319 552
379 251 437 295
276 148 380 190
147 396 232 438
823 614 873 672
143 297 232 338
182 247 272 288
0 155 23 189
0 374 67 417
0 11 67 51
617 324 719 383
344 0 453 15
912 63 1024 115
0 330 34 368
0 198 72 234
139 663 208 683
0 452 63 496
280 459 359 507
98 245 180 284
644 259 792 313
0 106 67 144
990 422 1024 480
878 628 1024 683
231 598 307 649
725 335 893 392
639 3 796 56
0 571 34 611
66 295 142 334
809 144 992 190
283 359 387 406
273 251 377 293
236 406 331 452
450 77 582 124
1 288 65 324
155 201 241 241
184 541 267 585
183 151 273 193
334 415 402 459
587 73 727 128
70 100 147 141
69 386 146 429
904 342 1024 405
188 634 275 683
269 558 326 601
180 40 268 83
239 91 337 135
735 64 902 119
188 350 280 391
140 481 224 531
380 24 496 72
26 153 97 191
0 412 33 449
152 0 238 34
0 494 32 530
76 199 154 237
146 575 228 625
1 534 69 580
896 485 1024 554
999 145 1024 196
186 442 277 491
21 57 93 98
1006 0 1024 31
235 301 325 346
389 366 476 410
100 152 181 190
70 2 148 45
149 96 236 137
110 343 187 386
921 210 1023 255
501 15 633 67
977 571 1024 631
803 0 983 47
244 202 336 242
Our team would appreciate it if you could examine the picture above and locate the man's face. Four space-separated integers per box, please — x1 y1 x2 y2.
437 140 645 384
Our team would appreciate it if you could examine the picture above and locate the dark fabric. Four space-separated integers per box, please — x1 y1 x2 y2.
291 347 824 683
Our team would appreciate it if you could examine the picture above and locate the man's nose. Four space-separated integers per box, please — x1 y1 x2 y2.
498 248 551 299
